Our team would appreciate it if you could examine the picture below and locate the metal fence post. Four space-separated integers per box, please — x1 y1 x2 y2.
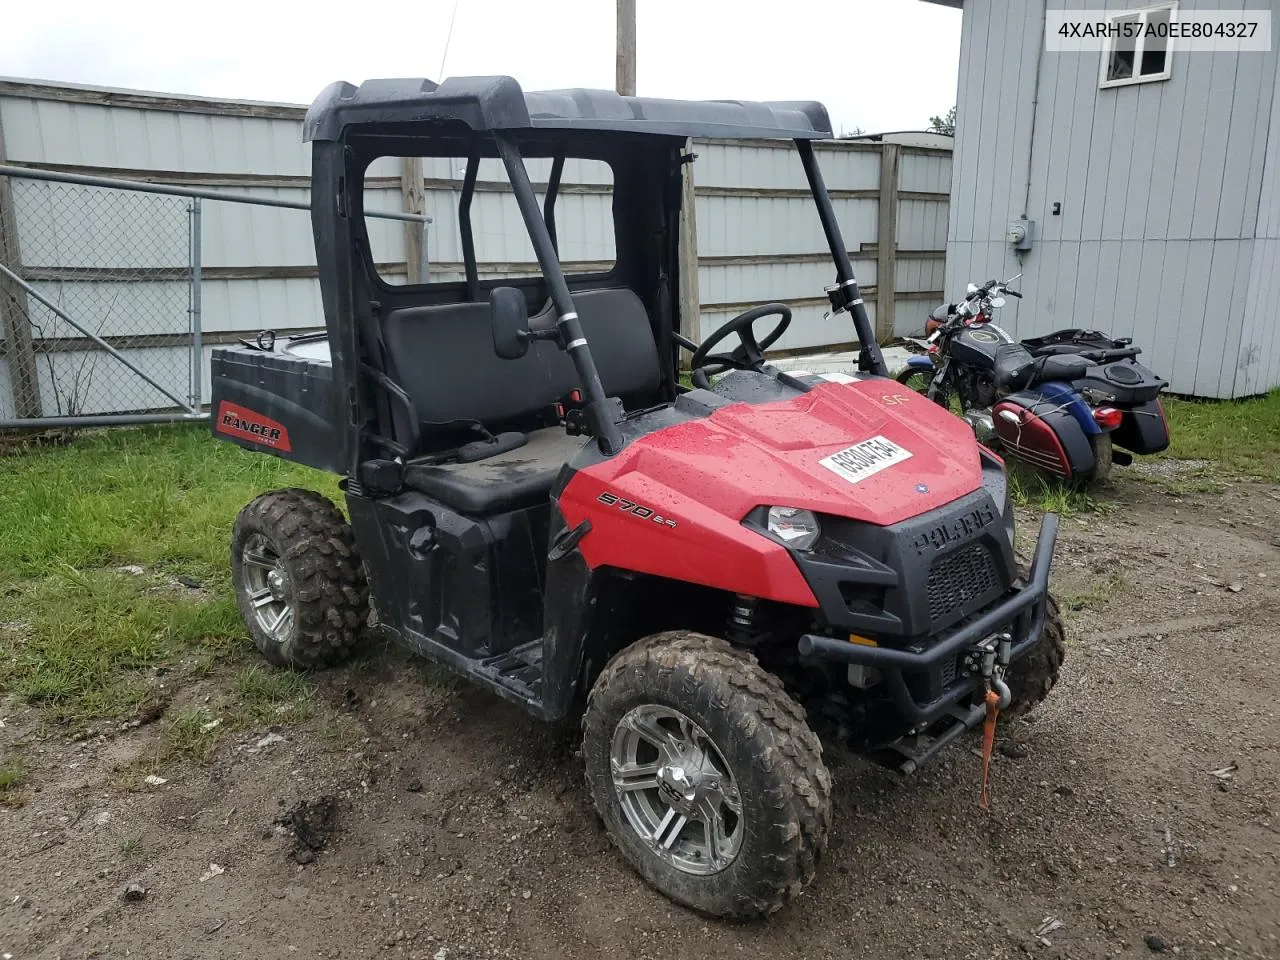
420 219 430 282
189 197 203 413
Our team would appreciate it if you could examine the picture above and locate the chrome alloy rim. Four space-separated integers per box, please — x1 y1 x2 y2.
610 704 743 875
240 533 295 644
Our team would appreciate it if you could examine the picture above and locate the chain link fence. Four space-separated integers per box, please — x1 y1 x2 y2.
0 177 198 423
0 165 427 430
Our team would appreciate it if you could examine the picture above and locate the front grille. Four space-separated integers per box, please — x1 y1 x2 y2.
927 542 1000 625
938 653 958 688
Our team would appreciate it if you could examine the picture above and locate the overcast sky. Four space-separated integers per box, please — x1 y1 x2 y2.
3 0 961 134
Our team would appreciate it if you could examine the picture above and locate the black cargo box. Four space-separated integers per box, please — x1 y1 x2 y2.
210 335 342 474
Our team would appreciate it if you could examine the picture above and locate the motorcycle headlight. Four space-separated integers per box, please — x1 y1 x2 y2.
766 506 821 551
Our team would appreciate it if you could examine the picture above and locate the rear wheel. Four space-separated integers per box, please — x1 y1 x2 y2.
231 488 368 668
1086 433 1114 487
583 631 831 918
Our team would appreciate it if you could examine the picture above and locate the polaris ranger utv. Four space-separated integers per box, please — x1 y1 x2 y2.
212 76 1065 918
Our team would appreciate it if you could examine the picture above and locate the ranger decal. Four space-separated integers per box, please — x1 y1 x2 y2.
216 401 293 452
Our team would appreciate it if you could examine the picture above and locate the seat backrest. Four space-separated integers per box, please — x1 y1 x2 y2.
381 287 662 434
575 288 664 401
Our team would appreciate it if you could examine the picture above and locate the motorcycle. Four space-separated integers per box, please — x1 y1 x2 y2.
897 275 1169 487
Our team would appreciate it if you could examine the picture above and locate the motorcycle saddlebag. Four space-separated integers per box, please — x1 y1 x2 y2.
993 390 1096 486
1112 398 1170 455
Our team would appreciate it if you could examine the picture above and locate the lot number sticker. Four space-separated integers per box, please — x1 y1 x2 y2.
819 436 912 484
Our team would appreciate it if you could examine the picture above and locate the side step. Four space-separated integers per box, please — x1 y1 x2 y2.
479 641 544 699
394 626 549 717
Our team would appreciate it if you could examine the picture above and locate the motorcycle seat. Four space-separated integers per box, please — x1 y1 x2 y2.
993 344 1091 390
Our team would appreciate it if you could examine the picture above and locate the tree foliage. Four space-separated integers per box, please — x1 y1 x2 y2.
928 106 956 136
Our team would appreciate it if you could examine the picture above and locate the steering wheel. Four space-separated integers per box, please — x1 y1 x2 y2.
688 303 792 389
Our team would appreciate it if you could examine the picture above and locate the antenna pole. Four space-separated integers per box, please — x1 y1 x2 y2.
438 0 461 80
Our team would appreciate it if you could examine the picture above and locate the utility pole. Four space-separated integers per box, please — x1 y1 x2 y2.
616 0 636 96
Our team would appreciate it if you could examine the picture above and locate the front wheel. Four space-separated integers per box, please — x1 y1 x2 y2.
583 631 831 918
895 364 934 396
1004 581 1065 717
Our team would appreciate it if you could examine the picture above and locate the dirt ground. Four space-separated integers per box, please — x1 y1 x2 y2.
3 470 1279 960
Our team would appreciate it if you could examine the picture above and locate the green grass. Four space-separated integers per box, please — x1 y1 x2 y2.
155 707 223 764
0 758 27 793
0 569 245 723
234 664 316 723
0 425 339 580
1160 391 1280 481
1007 463 1105 515
1057 569 1130 614
1007 390 1280 508
0 425 338 729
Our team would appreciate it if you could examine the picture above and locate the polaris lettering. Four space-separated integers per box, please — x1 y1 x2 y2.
818 436 912 485
912 505 997 554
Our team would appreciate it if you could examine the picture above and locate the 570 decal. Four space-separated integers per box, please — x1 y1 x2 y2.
596 492 678 529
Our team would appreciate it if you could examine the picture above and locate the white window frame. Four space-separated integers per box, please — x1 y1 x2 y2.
1099 1 1177 89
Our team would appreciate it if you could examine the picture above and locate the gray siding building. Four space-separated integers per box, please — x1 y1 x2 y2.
925 0 1279 397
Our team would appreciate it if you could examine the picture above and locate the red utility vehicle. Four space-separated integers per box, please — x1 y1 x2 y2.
211 76 1065 917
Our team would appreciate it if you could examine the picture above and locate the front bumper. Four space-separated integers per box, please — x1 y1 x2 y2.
798 513 1059 729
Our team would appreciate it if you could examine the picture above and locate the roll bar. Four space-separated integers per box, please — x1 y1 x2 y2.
495 135 625 456
795 139 888 378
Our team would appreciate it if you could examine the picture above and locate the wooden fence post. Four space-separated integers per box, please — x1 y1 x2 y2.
876 143 901 342
400 156 426 284
0 108 43 417
678 140 701 368
616 0 637 96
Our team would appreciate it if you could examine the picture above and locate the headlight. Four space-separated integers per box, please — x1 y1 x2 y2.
766 506 821 551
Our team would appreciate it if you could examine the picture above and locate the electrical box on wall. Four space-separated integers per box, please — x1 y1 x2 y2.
1007 218 1035 251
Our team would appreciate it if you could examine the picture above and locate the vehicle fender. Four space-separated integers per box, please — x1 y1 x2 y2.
904 355 935 372
540 500 598 721
1032 380 1102 436
993 391 1096 484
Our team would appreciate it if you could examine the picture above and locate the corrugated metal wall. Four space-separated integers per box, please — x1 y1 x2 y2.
1239 54 1280 397
691 140 949 352
0 79 950 416
944 0 1279 398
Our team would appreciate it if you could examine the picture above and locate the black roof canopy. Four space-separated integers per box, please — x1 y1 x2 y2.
304 76 833 143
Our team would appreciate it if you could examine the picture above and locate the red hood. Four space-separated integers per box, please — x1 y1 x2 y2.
613 380 984 527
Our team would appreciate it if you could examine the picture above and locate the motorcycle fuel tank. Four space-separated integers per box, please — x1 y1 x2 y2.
947 324 1015 369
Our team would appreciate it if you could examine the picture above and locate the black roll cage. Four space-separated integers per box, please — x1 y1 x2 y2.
307 79 887 479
